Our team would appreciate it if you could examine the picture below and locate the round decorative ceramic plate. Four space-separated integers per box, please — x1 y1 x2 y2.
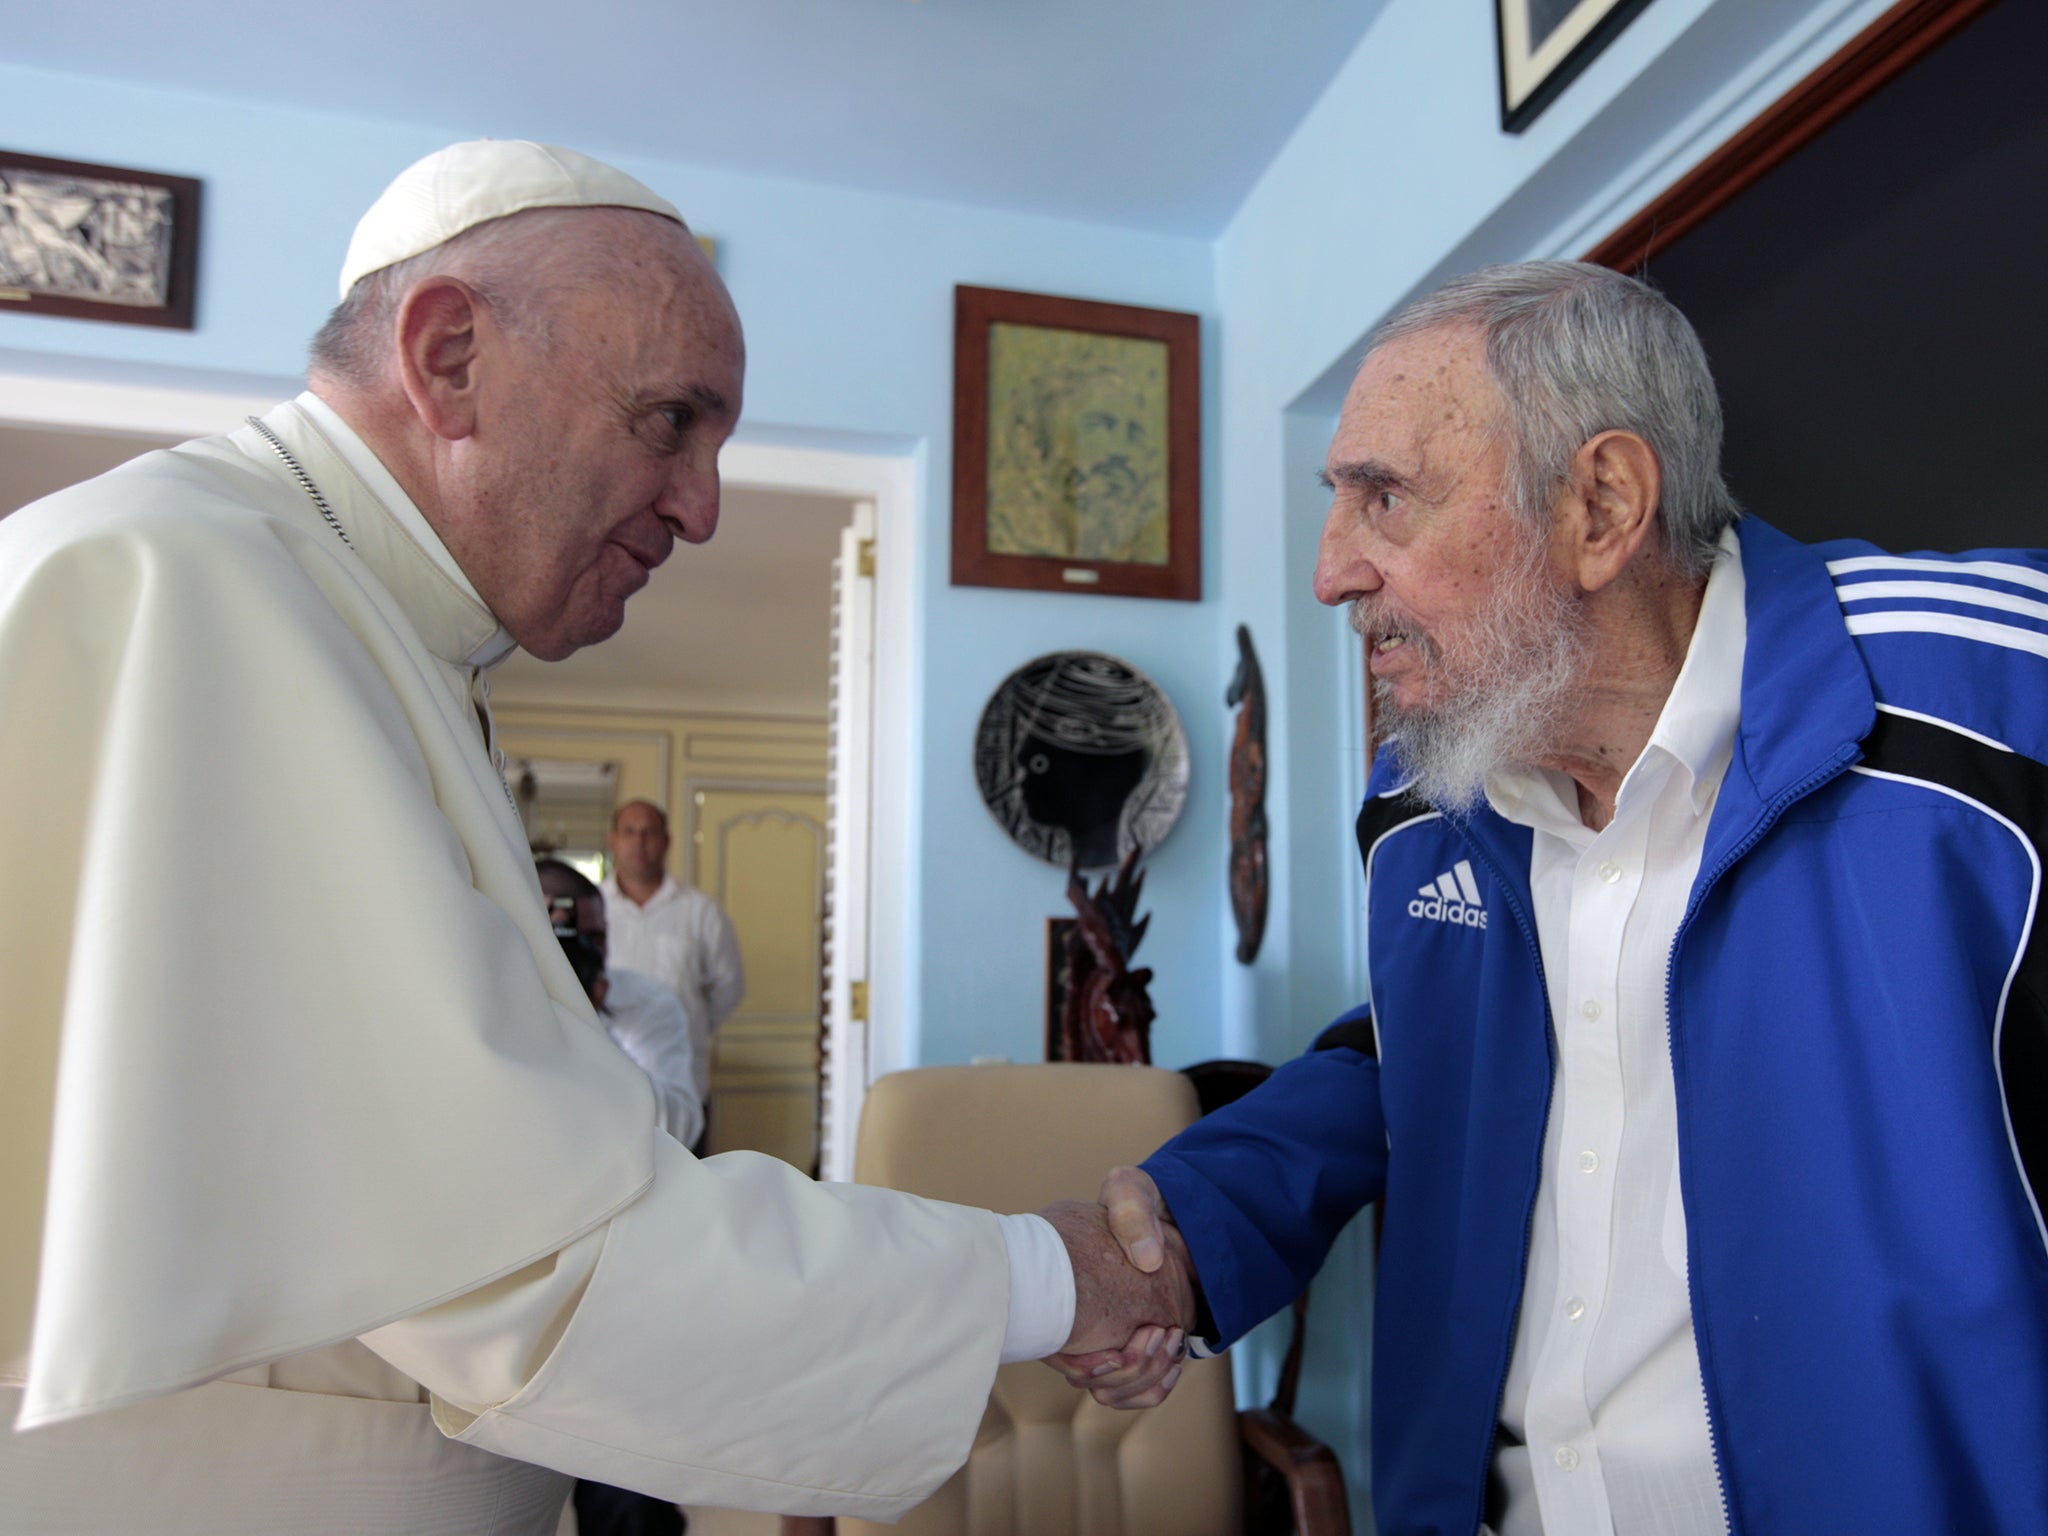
973 650 1188 870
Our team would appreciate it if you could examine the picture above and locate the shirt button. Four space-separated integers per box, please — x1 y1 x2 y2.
1555 1446 1580 1471
1580 999 1602 1021
1597 860 1622 884
1565 1297 1586 1320
1578 1149 1599 1173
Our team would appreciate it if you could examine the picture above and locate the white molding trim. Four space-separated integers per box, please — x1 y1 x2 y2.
0 371 285 440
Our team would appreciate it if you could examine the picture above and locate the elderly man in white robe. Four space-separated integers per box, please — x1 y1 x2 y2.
0 141 1196 1536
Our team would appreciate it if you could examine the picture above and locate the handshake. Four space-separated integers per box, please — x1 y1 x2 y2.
1037 1166 1192 1410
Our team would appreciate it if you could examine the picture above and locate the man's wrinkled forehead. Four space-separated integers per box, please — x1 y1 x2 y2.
630 246 748 426
1329 325 1499 480
1354 322 1495 415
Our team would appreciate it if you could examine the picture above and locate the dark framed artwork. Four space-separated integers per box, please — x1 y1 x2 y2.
952 284 1200 601
1497 0 1657 133
0 150 200 330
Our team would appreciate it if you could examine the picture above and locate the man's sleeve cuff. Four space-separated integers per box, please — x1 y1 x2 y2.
996 1212 1075 1362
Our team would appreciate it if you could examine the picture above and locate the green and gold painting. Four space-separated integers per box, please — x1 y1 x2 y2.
984 322 1170 567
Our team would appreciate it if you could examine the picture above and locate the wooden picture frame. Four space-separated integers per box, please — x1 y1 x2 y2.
0 149 200 330
1497 0 1658 133
952 284 1200 602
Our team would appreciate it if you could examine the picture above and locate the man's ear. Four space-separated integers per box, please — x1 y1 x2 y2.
394 277 488 442
1555 429 1662 593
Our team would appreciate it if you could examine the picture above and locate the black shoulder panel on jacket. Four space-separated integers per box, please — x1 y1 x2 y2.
1356 789 1428 879
1860 710 2048 1240
1314 1016 1379 1059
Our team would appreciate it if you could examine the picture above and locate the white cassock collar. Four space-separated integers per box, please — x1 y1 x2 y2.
298 392 518 669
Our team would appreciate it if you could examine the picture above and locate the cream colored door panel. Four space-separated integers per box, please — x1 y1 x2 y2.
694 787 826 1169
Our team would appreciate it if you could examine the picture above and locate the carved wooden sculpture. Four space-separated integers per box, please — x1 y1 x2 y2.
1058 847 1156 1065
1226 623 1269 963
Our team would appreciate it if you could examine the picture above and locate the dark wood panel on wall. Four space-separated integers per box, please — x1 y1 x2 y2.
1587 0 2047 554
1585 0 2004 273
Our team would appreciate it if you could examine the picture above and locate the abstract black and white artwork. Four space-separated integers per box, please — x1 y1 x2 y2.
973 651 1188 872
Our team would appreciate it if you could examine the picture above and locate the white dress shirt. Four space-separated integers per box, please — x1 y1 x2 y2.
1482 531 1745 1536
599 967 706 1149
602 873 746 1101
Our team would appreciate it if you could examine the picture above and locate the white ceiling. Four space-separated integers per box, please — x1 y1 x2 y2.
0 423 850 717
8 0 1389 235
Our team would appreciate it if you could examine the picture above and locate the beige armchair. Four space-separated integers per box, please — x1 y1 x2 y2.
786 1062 1349 1536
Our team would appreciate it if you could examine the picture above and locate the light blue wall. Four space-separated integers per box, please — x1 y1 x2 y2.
0 63 1222 1074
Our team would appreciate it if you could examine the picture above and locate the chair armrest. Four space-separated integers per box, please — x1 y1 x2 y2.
1238 1406 1352 1536
780 1519 835 1536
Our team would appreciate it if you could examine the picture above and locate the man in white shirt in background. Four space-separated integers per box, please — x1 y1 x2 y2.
540 857 704 1151
603 799 744 1148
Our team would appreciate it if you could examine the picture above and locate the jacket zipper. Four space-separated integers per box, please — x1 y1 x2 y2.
1447 825 1559 1536
1663 743 1860 1536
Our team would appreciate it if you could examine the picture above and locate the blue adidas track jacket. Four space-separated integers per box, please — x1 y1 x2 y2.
1146 518 2048 1535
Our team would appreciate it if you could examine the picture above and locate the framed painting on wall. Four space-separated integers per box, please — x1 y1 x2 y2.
0 149 201 330
952 284 1200 601
1497 0 1658 133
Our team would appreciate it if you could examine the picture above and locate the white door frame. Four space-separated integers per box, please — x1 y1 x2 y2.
0 368 285 439
718 438 918 1124
0 369 921 1159
819 500 878 1182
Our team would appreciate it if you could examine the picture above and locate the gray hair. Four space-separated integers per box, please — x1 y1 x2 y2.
1373 261 1740 578
307 205 686 391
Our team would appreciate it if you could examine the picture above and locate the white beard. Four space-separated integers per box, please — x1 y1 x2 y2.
1355 524 1591 813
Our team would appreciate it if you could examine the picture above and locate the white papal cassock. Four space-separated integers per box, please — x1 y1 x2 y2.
0 397 1009 1533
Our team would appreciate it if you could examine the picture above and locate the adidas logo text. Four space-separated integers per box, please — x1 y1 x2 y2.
1409 859 1488 930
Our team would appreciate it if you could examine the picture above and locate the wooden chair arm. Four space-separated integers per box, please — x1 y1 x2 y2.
1239 1406 1352 1536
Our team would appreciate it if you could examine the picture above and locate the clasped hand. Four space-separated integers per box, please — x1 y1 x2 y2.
1036 1165 1190 1409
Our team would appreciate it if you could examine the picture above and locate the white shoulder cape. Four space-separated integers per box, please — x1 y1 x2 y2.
2 402 664 1428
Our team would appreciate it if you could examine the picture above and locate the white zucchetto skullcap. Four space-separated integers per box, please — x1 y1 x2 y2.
338 139 682 299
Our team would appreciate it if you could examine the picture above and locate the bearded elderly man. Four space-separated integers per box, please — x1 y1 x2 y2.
0 141 1192 1536
1059 262 2048 1536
